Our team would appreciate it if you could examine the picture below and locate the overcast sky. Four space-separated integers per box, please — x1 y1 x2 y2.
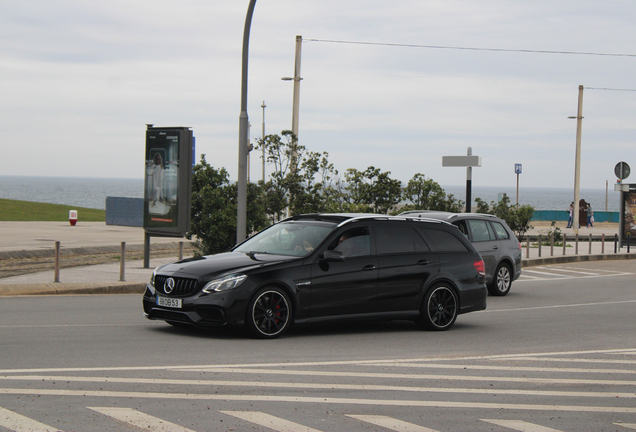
2 0 635 189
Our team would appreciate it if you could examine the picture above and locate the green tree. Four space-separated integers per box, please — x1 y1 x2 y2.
258 131 341 218
187 155 268 255
475 194 534 239
341 167 402 214
474 197 490 214
396 173 465 214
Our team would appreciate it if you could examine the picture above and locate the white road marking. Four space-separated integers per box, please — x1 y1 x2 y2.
88 407 196 432
615 423 636 430
481 299 636 313
519 274 542 279
515 270 632 282
3 375 635 399
0 324 150 329
1 348 635 374
494 356 636 365
2 388 636 413
220 411 323 432
534 267 599 275
361 362 635 374
521 270 569 277
347 414 440 432
0 388 636 414
180 367 636 386
481 419 564 432
0 407 62 432
559 266 630 274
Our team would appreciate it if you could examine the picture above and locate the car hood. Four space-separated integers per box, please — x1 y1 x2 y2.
155 251 302 279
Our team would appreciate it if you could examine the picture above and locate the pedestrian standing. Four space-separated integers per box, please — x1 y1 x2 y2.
566 202 573 228
586 203 594 228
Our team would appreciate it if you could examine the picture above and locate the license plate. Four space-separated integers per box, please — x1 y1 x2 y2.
156 296 182 309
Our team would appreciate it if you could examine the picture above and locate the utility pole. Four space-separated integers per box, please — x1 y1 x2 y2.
569 85 584 235
237 0 257 244
261 101 266 182
291 35 302 169
282 35 302 170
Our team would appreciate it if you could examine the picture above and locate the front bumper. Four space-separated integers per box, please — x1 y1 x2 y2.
142 284 248 328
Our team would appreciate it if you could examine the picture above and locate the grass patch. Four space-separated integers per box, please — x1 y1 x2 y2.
0 199 106 222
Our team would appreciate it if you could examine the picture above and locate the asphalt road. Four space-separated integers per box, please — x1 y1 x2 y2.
1 260 635 432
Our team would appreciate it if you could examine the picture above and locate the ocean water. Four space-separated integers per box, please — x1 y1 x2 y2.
0 175 622 212
0 176 144 210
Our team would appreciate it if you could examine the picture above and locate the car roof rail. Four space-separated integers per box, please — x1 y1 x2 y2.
337 215 450 227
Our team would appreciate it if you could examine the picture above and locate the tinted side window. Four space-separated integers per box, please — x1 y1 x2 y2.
376 226 414 255
453 220 469 238
467 219 493 242
412 228 431 252
491 222 510 239
331 227 371 257
419 228 469 252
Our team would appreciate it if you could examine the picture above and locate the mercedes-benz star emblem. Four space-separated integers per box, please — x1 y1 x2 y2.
164 278 175 294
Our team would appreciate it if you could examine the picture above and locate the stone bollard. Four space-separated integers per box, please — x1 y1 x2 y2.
120 242 126 282
54 241 61 282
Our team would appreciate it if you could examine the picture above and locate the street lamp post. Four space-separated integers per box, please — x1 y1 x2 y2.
568 85 584 235
261 100 266 182
281 35 302 169
237 0 257 244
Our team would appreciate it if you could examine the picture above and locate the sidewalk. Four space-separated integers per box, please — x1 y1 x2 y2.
0 221 192 296
0 221 634 296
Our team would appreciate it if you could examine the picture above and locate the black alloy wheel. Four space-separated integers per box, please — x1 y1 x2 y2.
417 285 458 331
488 263 512 296
246 287 292 339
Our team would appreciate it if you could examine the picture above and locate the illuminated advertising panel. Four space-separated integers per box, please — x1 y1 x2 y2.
626 192 636 238
144 126 193 237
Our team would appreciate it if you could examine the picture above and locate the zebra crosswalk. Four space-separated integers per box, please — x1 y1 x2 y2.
1 348 635 431
518 265 631 281
2 406 636 432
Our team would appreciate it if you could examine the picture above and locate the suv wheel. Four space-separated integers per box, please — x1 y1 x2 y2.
245 287 292 339
488 263 512 296
416 284 458 331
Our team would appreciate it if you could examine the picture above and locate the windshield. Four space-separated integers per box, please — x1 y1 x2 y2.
234 221 336 257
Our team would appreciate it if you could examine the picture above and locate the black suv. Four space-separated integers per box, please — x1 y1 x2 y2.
400 211 522 296
143 214 487 338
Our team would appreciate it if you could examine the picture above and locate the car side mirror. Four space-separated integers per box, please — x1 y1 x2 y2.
322 250 345 262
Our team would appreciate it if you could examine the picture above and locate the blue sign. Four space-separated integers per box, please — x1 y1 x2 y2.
515 163 522 174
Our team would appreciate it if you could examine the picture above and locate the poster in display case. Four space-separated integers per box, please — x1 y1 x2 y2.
143 126 193 237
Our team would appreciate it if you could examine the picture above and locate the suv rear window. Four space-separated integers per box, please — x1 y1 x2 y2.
419 228 469 252
467 220 494 242
491 221 510 239
375 226 430 255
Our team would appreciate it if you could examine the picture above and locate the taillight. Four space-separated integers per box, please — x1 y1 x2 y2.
474 259 486 277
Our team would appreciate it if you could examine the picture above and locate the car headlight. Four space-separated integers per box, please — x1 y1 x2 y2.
202 274 247 293
147 268 159 294
149 268 158 287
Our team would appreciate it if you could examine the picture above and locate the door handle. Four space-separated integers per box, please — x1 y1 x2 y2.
362 264 376 271
417 259 430 266
492 245 499 250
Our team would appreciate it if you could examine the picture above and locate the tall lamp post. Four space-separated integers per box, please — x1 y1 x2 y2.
568 85 584 235
261 101 266 182
281 35 303 169
237 0 257 244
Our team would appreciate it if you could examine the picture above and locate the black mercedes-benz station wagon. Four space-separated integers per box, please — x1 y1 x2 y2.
143 214 487 338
